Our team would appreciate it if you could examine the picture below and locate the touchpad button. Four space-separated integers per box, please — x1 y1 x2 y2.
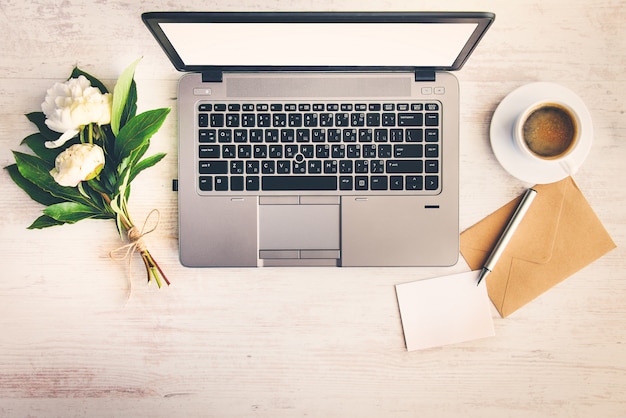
259 204 340 251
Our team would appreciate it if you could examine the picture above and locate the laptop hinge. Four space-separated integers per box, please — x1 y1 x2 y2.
414 70 436 82
202 70 223 83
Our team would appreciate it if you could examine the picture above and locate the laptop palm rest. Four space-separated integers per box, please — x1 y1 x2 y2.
259 196 340 265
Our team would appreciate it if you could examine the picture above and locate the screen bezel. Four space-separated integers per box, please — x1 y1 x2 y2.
142 11 495 73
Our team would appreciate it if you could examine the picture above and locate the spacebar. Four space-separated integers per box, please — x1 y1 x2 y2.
262 176 337 191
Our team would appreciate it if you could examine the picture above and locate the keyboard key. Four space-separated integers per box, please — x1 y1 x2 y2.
347 145 361 158
246 161 259 174
254 145 267 158
273 113 287 127
355 176 368 190
262 160 275 174
230 161 244 174
308 160 322 174
246 176 260 191
382 113 396 126
351 113 365 126
269 145 283 158
199 176 212 191
390 129 404 142
363 145 376 158
386 160 423 173
371 176 388 190
296 129 311 142
378 144 392 158
339 176 353 190
339 160 353 173
199 161 228 174
323 160 337 174
425 113 439 126
226 114 240 127
304 114 318 127
199 129 216 142
222 145 236 158
262 176 337 191
238 145 252 158
218 129 232 143
234 129 248 143
336 113 350 126
398 113 423 126
425 160 439 173
231 176 244 191
215 176 228 191
300 145 314 158
210 114 224 127
394 144 423 158
406 175 423 190
242 114 255 127
199 145 220 158
289 113 303 127
390 176 404 190
406 129 423 142
425 144 439 157
281 129 295 143
257 113 271 127
425 176 439 190
371 160 384 173
425 129 439 142
366 113 381 127
198 113 209 127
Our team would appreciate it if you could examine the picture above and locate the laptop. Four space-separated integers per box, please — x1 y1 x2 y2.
142 11 495 267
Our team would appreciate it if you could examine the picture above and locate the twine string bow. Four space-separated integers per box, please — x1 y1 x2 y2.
110 209 161 289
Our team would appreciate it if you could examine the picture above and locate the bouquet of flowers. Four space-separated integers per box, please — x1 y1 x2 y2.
5 59 171 287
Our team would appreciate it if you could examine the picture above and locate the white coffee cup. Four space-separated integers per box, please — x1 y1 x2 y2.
513 101 581 173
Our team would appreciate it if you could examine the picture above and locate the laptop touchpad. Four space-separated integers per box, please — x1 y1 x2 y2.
259 199 340 252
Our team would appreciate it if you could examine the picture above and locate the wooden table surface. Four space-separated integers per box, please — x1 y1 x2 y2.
1 1 625 417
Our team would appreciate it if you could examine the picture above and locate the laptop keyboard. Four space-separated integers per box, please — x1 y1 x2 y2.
197 101 441 193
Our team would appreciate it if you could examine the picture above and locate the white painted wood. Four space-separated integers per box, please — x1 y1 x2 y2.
1 1 625 417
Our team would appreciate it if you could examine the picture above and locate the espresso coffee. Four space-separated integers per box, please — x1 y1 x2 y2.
522 104 577 159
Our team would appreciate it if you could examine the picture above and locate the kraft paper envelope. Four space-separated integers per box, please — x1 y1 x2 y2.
460 177 616 317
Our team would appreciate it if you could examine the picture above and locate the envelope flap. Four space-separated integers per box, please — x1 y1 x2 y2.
461 178 569 268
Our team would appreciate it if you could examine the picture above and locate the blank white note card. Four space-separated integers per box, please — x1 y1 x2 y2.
395 271 495 351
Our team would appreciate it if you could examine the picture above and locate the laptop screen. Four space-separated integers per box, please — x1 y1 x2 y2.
143 12 495 72
158 22 477 68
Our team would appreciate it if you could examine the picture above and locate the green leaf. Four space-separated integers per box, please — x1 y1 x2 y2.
43 202 101 224
111 58 142 136
70 67 109 94
13 151 92 207
5 164 64 206
113 108 170 162
26 112 60 142
119 80 138 129
129 153 166 184
28 215 65 229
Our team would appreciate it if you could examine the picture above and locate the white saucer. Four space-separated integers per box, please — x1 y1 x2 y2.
490 82 593 184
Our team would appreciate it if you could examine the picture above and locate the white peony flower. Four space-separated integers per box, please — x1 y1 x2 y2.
49 143 105 187
41 75 112 148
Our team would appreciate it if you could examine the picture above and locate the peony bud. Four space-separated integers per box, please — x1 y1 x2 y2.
49 143 105 187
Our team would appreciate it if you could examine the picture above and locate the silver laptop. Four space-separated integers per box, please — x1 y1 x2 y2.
142 11 495 267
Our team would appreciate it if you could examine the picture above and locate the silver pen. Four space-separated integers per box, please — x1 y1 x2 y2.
477 188 538 285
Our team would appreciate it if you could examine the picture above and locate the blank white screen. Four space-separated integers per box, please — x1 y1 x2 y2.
159 22 479 67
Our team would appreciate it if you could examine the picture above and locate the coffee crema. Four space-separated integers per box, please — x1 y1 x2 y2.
522 104 577 159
